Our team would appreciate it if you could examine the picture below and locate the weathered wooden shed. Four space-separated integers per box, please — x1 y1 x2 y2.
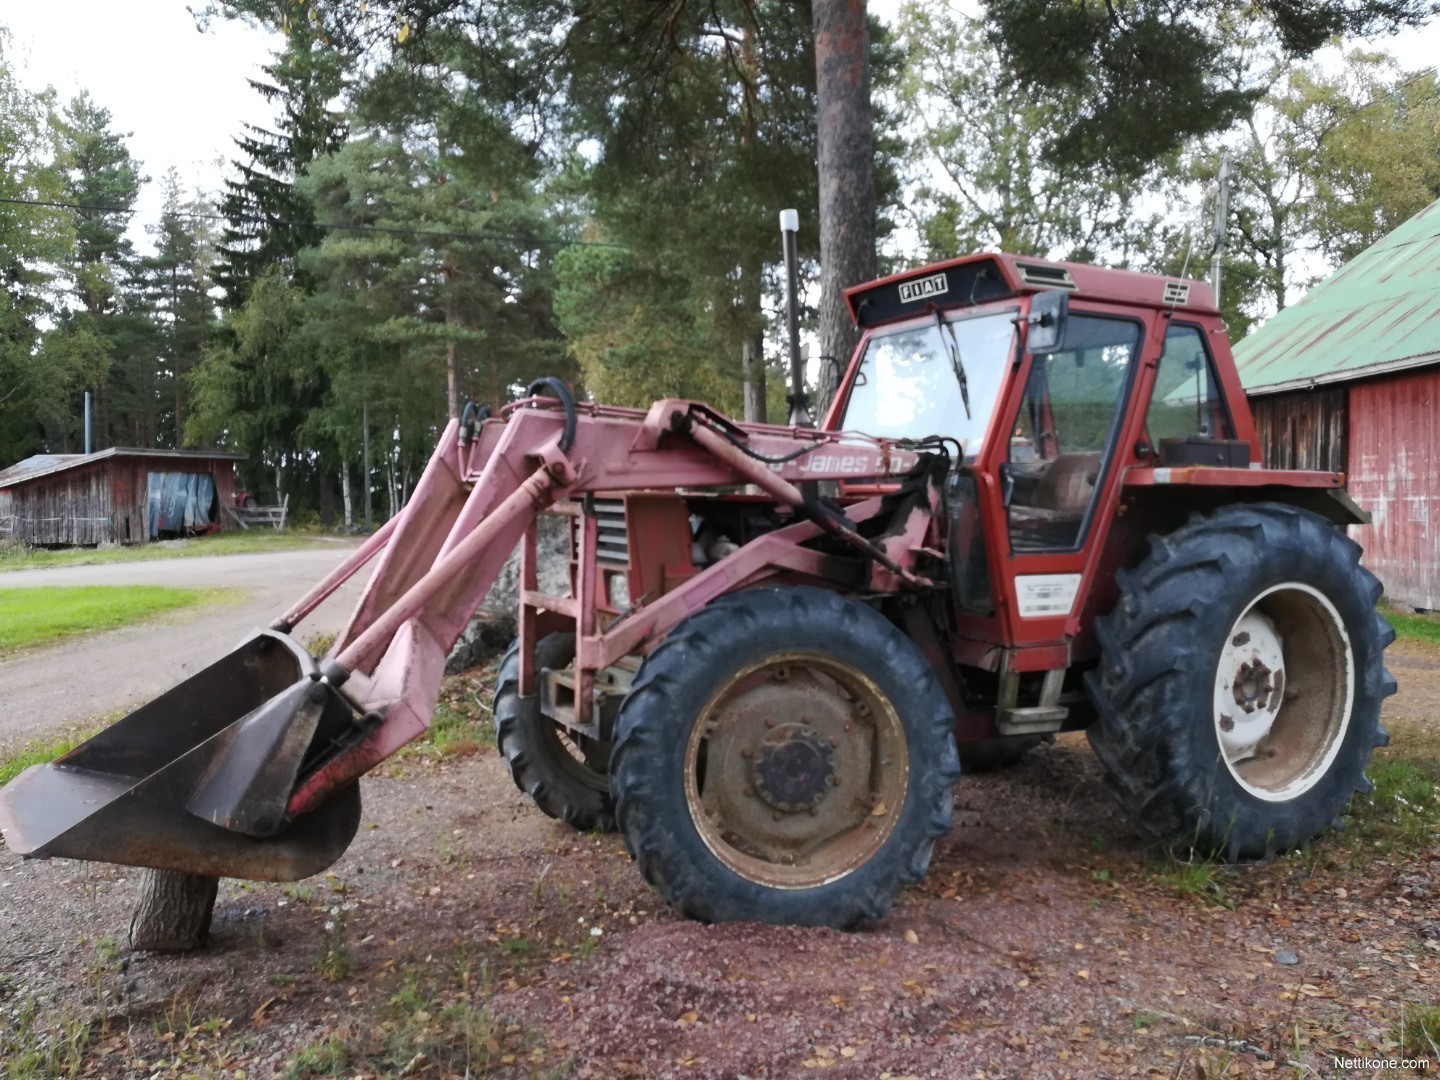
1234 199 1440 609
0 448 246 547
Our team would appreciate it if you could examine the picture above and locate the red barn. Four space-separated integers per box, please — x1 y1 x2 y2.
1235 200 1440 610
0 448 247 547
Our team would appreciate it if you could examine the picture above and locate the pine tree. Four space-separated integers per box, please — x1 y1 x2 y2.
560 0 824 417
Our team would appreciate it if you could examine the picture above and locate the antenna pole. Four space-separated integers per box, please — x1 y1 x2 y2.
1209 150 1231 306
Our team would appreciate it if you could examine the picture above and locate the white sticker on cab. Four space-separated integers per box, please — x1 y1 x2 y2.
1015 573 1082 618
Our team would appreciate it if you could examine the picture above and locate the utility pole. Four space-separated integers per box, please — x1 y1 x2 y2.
1209 150 1231 306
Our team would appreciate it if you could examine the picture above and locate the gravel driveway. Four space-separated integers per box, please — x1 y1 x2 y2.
0 544 367 750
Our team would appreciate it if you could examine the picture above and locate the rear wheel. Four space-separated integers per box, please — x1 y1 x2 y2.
1086 503 1395 858
494 633 615 832
610 586 959 928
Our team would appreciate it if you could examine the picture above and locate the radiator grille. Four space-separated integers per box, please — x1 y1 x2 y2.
570 498 629 565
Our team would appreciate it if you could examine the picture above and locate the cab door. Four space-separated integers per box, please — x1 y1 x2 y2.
992 309 1149 643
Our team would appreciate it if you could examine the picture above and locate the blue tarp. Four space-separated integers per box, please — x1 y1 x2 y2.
146 472 217 538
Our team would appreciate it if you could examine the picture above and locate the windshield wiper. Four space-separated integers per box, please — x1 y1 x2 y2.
933 309 971 419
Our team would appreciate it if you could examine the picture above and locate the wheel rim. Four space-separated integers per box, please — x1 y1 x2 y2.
1212 582 1354 802
683 652 909 890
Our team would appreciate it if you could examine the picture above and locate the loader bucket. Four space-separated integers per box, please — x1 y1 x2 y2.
0 630 362 882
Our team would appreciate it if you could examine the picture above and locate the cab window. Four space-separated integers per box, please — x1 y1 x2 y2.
1146 324 1235 445
1006 316 1141 551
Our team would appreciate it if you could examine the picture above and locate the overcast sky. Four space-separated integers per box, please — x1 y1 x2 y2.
3 1 1438 258
4 2 279 250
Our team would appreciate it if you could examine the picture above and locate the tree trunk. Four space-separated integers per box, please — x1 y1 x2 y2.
341 462 353 529
362 399 372 530
812 0 876 419
444 269 460 420
386 450 397 519
318 467 336 526
172 263 183 445
128 869 219 952
742 331 767 423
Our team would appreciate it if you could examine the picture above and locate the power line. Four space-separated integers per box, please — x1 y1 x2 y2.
0 196 628 251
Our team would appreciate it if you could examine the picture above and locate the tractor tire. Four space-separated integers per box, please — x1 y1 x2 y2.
1086 503 1396 859
610 586 960 928
960 735 1047 772
494 633 615 832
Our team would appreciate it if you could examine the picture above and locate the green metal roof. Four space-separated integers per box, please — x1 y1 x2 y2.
1234 199 1440 395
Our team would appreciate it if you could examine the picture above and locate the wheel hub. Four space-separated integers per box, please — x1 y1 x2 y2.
1232 658 1276 714
752 723 835 812
1212 583 1355 802
1215 609 1285 763
683 653 909 889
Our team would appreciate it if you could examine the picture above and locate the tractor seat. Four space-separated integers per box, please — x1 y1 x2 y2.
1031 453 1101 516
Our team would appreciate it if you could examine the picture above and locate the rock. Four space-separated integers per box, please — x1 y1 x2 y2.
1275 949 1299 966
445 515 571 674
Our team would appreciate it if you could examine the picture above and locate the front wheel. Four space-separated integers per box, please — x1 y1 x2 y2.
494 633 615 832
610 586 960 928
1086 503 1396 858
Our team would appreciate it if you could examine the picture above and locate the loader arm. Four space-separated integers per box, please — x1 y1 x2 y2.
0 388 941 882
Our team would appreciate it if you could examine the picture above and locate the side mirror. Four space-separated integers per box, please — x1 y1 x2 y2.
1026 290 1069 354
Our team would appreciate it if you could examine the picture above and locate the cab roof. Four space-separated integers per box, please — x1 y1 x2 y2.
844 253 1217 330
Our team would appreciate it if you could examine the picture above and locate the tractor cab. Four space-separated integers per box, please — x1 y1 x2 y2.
826 254 1267 733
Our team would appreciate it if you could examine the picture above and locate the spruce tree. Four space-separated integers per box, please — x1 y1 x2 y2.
213 20 345 308
142 170 217 446
50 91 144 450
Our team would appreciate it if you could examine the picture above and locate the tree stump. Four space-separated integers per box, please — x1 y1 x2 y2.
128 869 220 952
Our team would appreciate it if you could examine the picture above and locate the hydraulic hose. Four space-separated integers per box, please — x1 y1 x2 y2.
525 377 577 453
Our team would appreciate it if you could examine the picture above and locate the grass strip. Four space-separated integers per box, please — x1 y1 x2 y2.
0 585 223 651
0 531 345 573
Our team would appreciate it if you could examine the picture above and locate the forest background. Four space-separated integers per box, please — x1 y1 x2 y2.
2 0 1438 524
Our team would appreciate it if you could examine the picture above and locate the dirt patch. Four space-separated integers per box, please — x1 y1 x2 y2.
3 646 1439 1077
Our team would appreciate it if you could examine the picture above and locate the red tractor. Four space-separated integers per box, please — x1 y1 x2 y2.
0 253 1393 936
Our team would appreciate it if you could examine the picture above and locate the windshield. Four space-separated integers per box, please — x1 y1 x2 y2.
837 309 1016 457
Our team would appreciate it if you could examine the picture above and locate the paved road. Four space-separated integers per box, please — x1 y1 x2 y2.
0 545 369 749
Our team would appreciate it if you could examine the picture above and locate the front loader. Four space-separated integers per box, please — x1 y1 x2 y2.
0 253 1395 935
